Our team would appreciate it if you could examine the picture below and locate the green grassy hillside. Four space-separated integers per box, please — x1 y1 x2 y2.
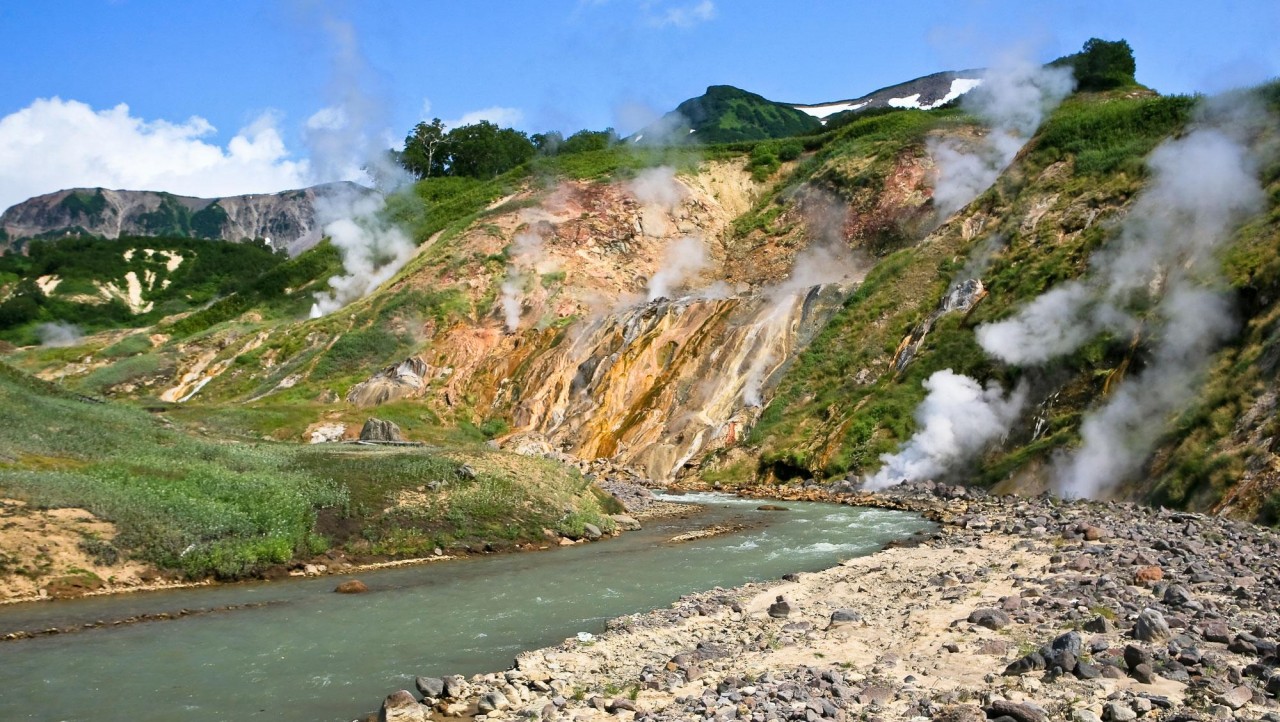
647 85 823 143
0 361 616 581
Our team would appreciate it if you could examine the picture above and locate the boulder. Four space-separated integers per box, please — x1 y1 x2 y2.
379 690 426 722
829 608 863 628
767 595 791 618
1133 609 1171 642
610 514 641 531
986 699 1048 722
442 675 466 700
476 690 509 714
967 608 1011 630
582 523 603 540
415 676 445 699
1217 685 1253 710
360 418 406 443
1133 566 1164 585
1103 701 1136 721
334 579 368 594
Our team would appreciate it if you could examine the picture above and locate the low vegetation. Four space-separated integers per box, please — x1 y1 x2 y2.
0 362 615 580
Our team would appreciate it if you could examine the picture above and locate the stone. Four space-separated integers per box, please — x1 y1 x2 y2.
1217 686 1253 710
1073 711 1102 722
476 691 508 714
442 675 466 699
610 514 641 531
1124 645 1153 670
1103 701 1137 721
1133 609 1171 642
1203 622 1231 643
967 608 1011 630
1074 661 1101 680
756 505 788 511
1134 566 1164 585
1162 585 1195 608
334 579 369 594
767 596 791 618
606 698 637 713
987 699 1048 722
360 418 406 443
829 609 863 627
415 676 445 699
1083 615 1115 634
582 523 603 540
380 690 426 722
1004 653 1045 676
1132 663 1156 684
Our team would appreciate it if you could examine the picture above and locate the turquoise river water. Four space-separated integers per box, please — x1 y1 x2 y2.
0 493 931 721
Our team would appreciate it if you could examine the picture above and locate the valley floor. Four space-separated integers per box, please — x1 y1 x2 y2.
365 483 1280 722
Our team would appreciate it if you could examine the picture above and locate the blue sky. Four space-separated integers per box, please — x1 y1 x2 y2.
1 0 1277 210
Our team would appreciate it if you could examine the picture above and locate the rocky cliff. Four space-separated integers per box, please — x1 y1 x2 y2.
0 182 367 255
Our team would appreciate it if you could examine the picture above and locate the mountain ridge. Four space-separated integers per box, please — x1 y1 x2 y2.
0 182 369 256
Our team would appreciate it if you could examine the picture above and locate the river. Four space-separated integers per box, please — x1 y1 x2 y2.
0 493 931 721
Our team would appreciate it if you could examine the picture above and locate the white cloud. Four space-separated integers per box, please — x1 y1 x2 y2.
442 106 525 130
0 97 311 212
644 0 715 28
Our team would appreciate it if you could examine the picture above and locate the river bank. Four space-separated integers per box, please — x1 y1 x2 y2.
0 473 696 609
364 481 1280 722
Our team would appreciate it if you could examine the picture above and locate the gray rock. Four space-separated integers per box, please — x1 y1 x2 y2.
1133 609 1171 642
360 418 406 443
1217 685 1253 710
829 609 863 627
442 674 466 699
1083 615 1115 633
1103 701 1137 721
987 699 1048 722
476 690 508 714
967 608 1012 630
414 676 444 699
767 596 791 618
1073 711 1102 722
1132 663 1156 684
583 523 603 540
606 698 637 713
610 514 641 531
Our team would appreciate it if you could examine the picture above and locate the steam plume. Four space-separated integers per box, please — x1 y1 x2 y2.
930 56 1074 218
628 166 686 209
865 370 1027 489
306 14 416 318
976 104 1266 497
310 188 415 318
647 236 710 301
499 231 546 332
36 321 82 347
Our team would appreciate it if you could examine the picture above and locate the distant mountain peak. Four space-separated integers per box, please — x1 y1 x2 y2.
0 182 370 256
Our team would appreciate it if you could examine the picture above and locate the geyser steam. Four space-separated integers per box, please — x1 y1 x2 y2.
307 14 416 318
887 103 1266 498
647 236 710 301
35 321 83 347
929 56 1074 218
499 231 546 332
865 370 1027 490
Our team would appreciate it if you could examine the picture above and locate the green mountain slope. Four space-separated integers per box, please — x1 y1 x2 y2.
643 85 823 143
750 83 1280 518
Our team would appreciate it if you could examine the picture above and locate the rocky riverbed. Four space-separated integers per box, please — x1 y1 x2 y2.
360 480 1280 722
